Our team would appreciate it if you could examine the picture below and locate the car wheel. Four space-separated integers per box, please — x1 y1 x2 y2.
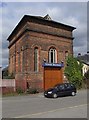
71 92 76 96
53 93 57 98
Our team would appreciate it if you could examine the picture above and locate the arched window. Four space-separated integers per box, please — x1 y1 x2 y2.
65 51 68 59
48 48 57 63
34 47 39 72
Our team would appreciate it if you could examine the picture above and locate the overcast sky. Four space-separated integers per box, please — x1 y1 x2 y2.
1 2 87 68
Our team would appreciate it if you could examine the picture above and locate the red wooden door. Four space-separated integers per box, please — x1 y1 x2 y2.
44 67 63 90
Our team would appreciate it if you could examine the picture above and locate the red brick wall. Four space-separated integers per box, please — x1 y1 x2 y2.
27 22 72 38
8 20 74 92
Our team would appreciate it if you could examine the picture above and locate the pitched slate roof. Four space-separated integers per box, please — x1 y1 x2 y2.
77 53 89 65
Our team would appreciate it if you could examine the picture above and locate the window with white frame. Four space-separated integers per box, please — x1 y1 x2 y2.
48 48 57 63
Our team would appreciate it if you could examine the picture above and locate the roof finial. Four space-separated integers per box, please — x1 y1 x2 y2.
44 14 52 20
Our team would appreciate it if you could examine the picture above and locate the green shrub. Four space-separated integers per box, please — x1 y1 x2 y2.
16 87 24 94
2 75 15 79
27 88 39 94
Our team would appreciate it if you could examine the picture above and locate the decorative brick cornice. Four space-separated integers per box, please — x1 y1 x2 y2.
8 28 74 48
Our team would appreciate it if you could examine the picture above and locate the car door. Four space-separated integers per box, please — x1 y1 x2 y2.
64 83 71 96
57 84 65 96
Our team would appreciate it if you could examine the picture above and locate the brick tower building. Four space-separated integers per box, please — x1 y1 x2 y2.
7 14 75 92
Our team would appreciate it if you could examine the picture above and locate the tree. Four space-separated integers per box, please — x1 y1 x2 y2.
2 66 15 79
64 56 83 89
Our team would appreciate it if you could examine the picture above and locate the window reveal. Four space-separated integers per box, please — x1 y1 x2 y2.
34 48 39 72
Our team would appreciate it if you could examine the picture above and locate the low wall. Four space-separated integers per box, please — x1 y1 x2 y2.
0 79 15 94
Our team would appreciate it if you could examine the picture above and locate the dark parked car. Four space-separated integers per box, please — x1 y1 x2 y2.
44 83 77 98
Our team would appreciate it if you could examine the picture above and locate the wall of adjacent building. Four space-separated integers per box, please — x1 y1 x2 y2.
82 63 89 76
